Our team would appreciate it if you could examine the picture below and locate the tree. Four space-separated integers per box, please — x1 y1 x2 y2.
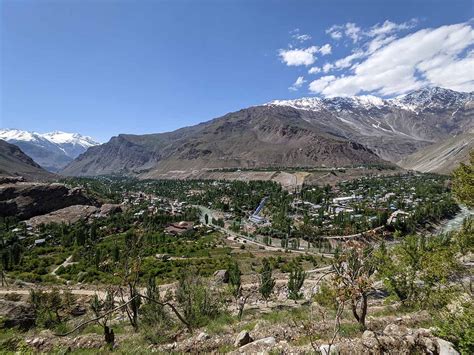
227 261 241 298
259 258 275 304
288 264 306 301
332 241 375 330
204 214 209 225
452 150 474 208
90 290 116 348
175 272 221 327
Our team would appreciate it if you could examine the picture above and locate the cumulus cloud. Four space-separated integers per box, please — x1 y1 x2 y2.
309 75 336 92
322 63 334 73
319 44 332 55
279 46 318 66
308 66 321 74
309 22 474 96
290 28 312 42
289 76 307 91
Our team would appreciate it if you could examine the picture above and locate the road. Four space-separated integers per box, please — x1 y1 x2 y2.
195 205 334 257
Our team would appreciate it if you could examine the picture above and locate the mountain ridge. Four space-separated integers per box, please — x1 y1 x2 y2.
0 129 99 172
60 87 473 177
0 139 55 181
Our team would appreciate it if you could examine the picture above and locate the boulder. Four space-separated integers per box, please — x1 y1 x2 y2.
99 204 122 216
435 338 459 355
0 299 35 329
214 269 229 284
320 343 339 354
0 182 98 220
384 323 409 337
197 332 210 342
70 304 87 317
238 337 276 353
234 330 253 347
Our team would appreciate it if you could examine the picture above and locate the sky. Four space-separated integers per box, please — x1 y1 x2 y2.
1 0 473 142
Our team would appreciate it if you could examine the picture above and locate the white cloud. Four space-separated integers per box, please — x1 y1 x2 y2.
308 66 321 74
319 44 332 55
345 23 362 43
322 63 334 73
326 25 343 40
289 76 307 91
279 46 318 66
333 51 365 70
309 22 474 96
368 19 417 37
294 34 312 42
309 75 336 93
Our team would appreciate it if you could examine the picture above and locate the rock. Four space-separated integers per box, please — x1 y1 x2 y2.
362 330 375 339
384 323 409 337
435 338 459 355
0 299 35 329
70 304 87 316
197 332 210 342
99 203 122 216
30 337 45 347
234 330 253 347
422 338 436 353
214 269 229 284
0 182 98 220
238 337 276 352
320 344 339 354
414 328 432 338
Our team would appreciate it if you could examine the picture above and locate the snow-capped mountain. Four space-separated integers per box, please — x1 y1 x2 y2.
267 87 473 113
62 87 473 178
264 87 474 162
0 129 99 172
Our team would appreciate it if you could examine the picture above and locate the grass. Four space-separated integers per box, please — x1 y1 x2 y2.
205 312 236 334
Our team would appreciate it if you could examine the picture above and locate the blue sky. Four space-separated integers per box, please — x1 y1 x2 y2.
1 0 473 142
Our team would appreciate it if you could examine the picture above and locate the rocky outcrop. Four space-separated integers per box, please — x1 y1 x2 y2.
26 205 99 228
0 299 35 330
0 182 98 220
234 330 253 347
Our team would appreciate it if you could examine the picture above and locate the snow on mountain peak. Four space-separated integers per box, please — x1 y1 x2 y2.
0 128 99 161
265 87 472 113
42 131 98 147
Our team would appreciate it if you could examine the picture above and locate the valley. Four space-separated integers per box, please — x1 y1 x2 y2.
1 162 472 353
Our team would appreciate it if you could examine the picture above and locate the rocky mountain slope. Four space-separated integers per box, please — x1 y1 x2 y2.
61 87 473 177
267 87 473 162
0 129 99 172
61 105 387 177
0 139 55 181
398 132 474 174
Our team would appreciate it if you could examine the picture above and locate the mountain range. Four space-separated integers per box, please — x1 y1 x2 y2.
60 87 473 178
0 130 99 172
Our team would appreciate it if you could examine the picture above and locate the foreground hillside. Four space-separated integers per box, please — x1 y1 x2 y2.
1 163 472 353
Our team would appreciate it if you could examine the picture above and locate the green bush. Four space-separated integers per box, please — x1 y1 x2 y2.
435 299 474 354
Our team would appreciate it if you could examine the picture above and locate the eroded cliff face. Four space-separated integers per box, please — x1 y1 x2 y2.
0 182 98 220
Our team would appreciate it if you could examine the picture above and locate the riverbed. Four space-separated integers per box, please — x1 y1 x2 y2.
439 205 473 234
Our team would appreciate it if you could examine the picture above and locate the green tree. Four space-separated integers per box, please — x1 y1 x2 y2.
452 150 474 208
227 261 241 298
332 241 375 330
259 258 275 304
287 265 306 301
